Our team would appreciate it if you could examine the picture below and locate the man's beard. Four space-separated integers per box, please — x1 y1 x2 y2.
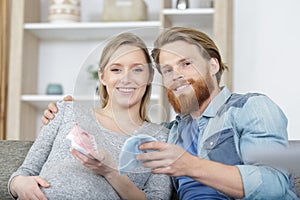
167 77 212 115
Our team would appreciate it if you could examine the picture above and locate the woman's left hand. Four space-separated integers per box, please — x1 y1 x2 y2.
71 148 118 177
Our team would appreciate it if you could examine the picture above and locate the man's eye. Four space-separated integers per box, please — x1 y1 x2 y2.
162 68 172 75
183 61 191 67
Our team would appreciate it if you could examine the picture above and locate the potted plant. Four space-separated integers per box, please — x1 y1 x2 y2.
87 65 99 94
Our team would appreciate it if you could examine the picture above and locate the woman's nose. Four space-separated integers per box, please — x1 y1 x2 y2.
120 71 131 84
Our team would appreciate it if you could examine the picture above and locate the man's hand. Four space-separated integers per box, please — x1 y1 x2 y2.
10 175 50 200
136 141 195 177
41 95 73 125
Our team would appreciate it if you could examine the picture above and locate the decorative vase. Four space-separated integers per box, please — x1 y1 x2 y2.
48 0 81 23
46 83 64 95
176 0 189 10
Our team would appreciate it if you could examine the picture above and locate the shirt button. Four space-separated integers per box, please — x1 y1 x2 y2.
210 142 214 146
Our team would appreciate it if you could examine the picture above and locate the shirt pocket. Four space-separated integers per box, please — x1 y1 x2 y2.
203 128 242 165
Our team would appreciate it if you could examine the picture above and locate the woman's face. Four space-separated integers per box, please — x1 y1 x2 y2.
99 45 152 108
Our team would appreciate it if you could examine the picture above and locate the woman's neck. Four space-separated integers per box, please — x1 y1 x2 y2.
95 102 144 134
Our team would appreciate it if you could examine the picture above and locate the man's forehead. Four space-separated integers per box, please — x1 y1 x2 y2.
160 41 199 57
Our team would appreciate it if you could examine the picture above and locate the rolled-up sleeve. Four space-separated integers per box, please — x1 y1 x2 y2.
237 164 290 199
235 95 292 199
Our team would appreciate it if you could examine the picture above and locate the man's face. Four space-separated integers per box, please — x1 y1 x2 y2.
158 41 214 114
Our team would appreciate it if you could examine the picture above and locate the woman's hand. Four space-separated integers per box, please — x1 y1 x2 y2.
72 148 146 200
10 175 50 200
71 148 118 178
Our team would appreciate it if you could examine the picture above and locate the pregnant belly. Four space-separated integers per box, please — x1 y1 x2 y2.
39 164 119 200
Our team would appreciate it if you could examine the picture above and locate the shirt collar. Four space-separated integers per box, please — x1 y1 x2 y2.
202 86 231 118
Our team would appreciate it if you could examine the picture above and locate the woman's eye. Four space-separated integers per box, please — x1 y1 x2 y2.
133 68 143 72
111 68 121 72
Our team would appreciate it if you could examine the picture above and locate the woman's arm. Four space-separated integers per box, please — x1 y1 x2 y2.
71 148 147 200
72 147 173 200
104 171 146 200
8 101 66 199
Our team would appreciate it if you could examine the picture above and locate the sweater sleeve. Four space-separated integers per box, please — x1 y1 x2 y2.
7 101 67 195
143 127 173 200
144 173 173 200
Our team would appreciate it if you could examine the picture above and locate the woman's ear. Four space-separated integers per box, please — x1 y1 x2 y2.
98 69 106 86
209 58 220 76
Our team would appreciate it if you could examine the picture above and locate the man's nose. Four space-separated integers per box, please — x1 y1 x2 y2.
172 68 184 81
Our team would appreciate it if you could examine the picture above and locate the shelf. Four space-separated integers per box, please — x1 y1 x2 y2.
21 94 160 110
163 8 214 15
163 8 214 25
22 95 66 110
24 21 161 40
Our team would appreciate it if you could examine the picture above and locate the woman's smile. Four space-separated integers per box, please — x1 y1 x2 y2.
116 87 136 95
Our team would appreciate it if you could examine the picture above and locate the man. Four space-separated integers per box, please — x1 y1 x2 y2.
42 27 298 199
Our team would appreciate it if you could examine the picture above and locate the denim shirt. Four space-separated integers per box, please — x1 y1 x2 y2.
166 87 299 199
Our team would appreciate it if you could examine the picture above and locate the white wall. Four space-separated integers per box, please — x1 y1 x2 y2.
233 0 300 140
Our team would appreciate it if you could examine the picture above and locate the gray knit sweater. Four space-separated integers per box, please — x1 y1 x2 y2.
9 101 172 200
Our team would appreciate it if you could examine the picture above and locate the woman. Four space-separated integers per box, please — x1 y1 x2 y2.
8 33 172 200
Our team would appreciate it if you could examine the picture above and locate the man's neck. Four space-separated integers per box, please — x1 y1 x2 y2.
190 86 221 119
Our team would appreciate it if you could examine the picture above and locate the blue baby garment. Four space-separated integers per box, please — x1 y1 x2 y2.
119 134 157 174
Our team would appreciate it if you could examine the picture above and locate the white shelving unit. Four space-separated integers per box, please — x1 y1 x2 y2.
7 0 232 140
22 19 162 117
24 21 161 40
21 94 160 110
163 8 214 15
163 8 213 24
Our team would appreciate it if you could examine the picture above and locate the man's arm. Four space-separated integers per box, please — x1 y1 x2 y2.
234 95 292 199
137 141 244 199
41 95 73 125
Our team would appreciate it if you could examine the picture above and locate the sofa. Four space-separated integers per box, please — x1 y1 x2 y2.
0 140 34 200
0 140 299 199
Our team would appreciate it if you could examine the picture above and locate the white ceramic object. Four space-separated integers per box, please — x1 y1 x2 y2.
102 0 147 22
189 0 213 8
49 0 81 23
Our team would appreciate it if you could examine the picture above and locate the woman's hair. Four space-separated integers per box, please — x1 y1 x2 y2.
98 32 153 122
151 26 228 85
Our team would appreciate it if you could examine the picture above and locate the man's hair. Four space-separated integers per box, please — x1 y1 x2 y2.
151 26 228 84
98 32 153 122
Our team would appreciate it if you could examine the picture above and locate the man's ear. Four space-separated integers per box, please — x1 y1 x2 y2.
209 58 220 76
98 69 106 86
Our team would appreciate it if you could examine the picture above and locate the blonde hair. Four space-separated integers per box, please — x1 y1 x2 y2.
151 26 228 85
98 32 153 122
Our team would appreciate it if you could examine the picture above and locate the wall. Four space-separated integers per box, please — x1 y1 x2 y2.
233 0 300 140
